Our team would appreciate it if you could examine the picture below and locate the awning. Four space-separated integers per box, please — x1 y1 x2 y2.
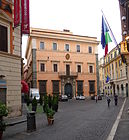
21 80 29 93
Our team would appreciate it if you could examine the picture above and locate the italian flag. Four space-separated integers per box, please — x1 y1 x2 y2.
101 16 112 56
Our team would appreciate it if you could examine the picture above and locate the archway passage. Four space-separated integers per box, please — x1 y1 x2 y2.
65 83 72 99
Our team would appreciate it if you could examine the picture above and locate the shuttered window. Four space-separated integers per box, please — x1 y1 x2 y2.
0 25 8 52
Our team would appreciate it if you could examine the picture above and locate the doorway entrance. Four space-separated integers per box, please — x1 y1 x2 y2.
65 83 72 98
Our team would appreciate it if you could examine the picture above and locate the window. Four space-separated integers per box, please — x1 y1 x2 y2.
89 81 95 93
120 70 122 77
39 80 47 96
77 65 81 73
88 46 92 53
112 63 114 70
65 44 69 51
119 59 122 66
52 80 59 95
108 56 110 62
111 54 112 59
40 42 44 50
77 81 83 96
53 64 58 72
53 43 57 50
114 51 117 58
89 66 93 73
40 63 45 72
0 24 8 52
76 45 80 52
116 62 117 68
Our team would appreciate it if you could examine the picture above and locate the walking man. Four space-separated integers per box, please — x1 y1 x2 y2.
114 95 118 106
107 94 111 107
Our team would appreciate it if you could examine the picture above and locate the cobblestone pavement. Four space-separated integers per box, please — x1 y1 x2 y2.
3 97 124 140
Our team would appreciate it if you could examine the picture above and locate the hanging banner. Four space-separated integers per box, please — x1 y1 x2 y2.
14 0 20 27
21 0 30 34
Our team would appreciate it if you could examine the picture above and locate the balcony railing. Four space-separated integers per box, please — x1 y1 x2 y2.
58 72 78 77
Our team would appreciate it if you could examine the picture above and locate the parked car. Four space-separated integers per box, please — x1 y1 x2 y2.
76 95 85 100
60 95 68 101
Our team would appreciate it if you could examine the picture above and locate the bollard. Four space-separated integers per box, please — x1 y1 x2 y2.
27 111 36 132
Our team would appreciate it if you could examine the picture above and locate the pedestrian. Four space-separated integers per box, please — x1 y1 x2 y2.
107 94 111 107
95 95 98 103
114 95 118 106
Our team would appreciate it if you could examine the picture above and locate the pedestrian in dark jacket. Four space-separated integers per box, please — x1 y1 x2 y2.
107 94 111 107
114 95 118 106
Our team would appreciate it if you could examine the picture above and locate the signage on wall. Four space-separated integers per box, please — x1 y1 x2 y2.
0 80 7 89
21 0 30 34
14 0 20 27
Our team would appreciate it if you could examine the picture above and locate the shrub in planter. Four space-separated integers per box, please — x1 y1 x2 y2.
43 95 48 113
0 102 8 139
0 102 8 118
52 95 59 112
32 97 37 112
48 94 52 109
39 96 43 106
45 104 55 125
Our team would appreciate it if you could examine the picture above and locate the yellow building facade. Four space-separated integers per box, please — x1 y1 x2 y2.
100 44 128 97
25 28 99 98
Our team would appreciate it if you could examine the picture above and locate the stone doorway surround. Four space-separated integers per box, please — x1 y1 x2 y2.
61 77 76 98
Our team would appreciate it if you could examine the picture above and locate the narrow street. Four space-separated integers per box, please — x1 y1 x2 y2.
3 97 124 140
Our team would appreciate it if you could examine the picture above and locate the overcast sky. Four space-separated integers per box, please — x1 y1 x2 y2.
22 0 122 62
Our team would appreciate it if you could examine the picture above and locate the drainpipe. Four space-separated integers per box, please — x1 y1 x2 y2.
96 53 99 95
32 39 37 88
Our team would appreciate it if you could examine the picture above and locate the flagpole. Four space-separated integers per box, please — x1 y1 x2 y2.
101 10 118 48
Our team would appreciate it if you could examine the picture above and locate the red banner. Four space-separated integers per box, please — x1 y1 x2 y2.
21 0 30 34
14 0 20 27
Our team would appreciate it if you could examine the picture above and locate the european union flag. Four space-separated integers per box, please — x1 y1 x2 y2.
106 75 110 83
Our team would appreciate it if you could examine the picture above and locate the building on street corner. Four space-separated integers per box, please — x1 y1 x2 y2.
25 28 99 98
99 45 128 97
0 0 22 117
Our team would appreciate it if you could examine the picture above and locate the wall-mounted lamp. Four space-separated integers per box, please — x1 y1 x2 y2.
123 31 127 35
122 16 126 21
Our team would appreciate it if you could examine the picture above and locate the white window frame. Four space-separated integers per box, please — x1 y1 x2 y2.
88 65 94 73
0 20 10 53
53 63 58 72
39 62 46 72
76 64 82 73
65 44 70 52
88 46 92 54
53 42 58 51
40 42 45 50
76 45 80 52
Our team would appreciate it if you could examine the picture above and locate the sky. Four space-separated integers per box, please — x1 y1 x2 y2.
22 0 122 63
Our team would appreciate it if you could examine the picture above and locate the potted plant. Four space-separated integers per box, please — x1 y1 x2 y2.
39 95 43 106
0 102 8 140
45 104 55 125
43 95 48 113
52 95 59 112
32 97 37 112
0 120 6 139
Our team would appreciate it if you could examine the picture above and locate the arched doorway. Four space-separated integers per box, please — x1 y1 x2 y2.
65 83 72 99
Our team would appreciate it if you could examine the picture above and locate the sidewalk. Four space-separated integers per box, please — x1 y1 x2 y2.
113 97 129 140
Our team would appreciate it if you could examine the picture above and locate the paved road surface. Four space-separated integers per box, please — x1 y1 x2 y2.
3 97 124 140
